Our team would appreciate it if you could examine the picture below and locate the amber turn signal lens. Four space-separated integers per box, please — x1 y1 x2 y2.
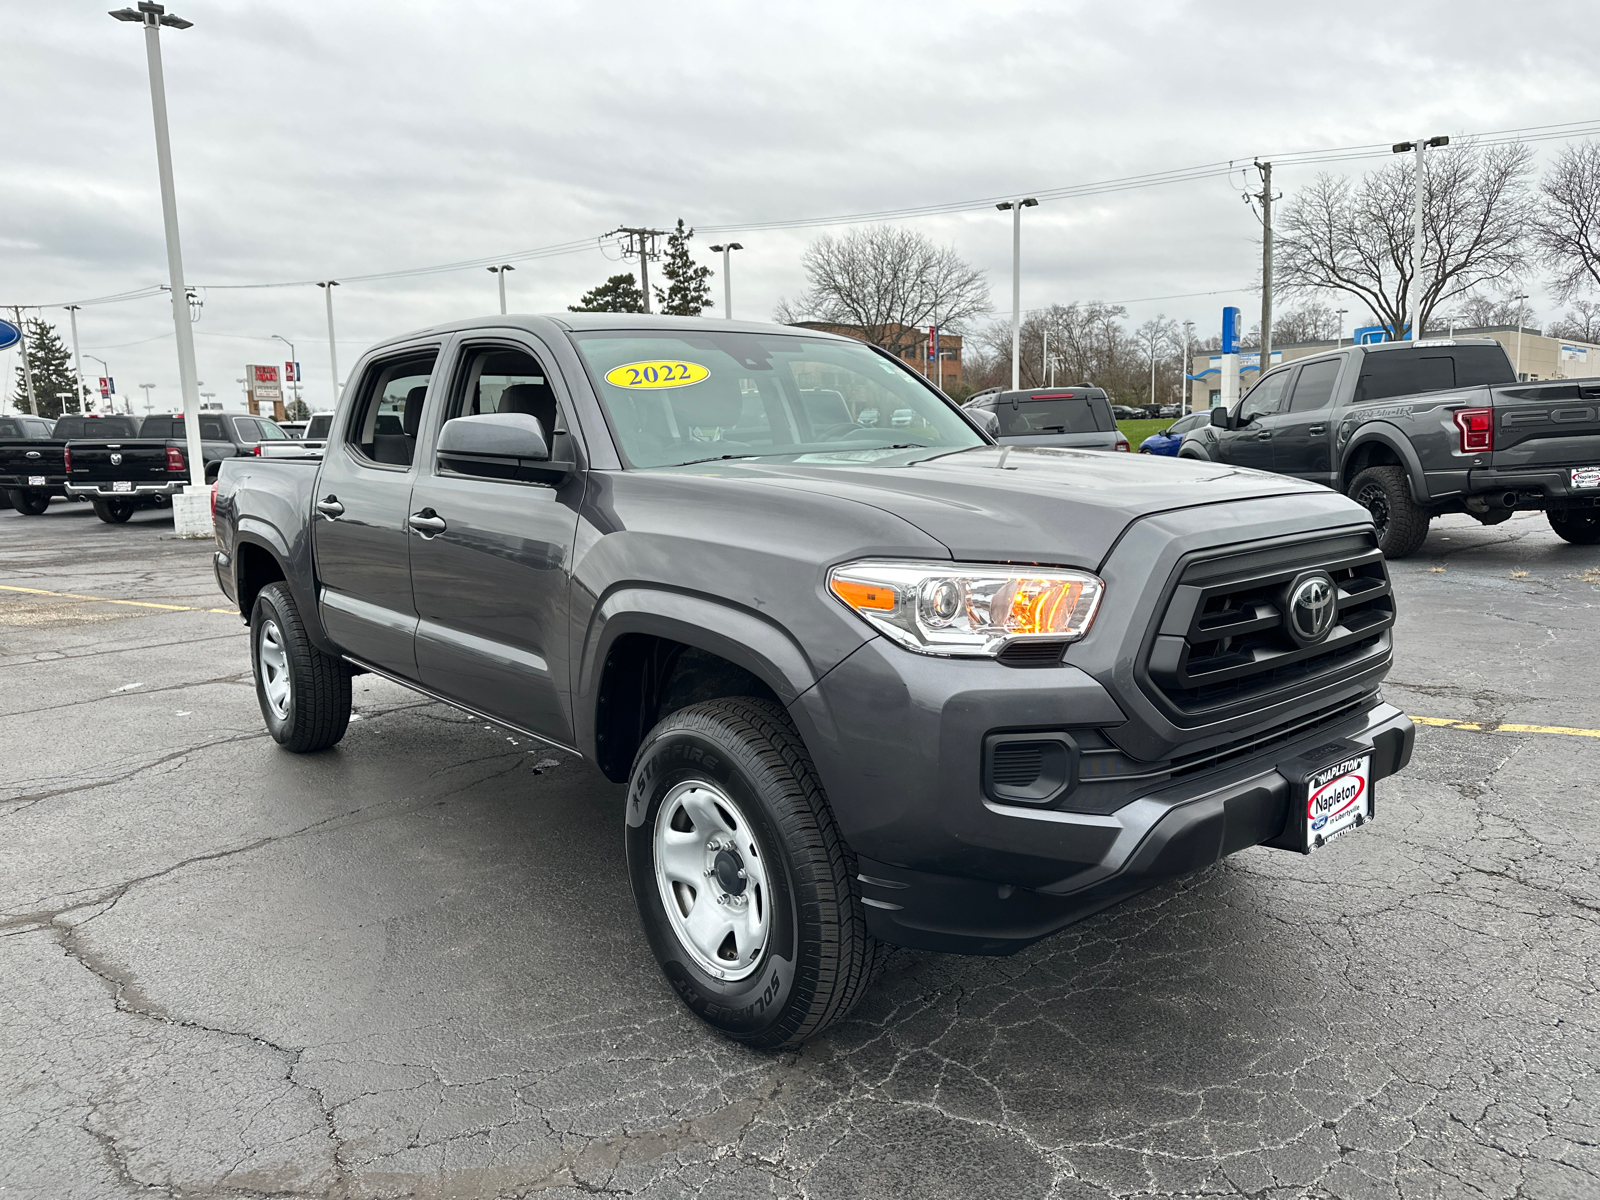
830 577 896 611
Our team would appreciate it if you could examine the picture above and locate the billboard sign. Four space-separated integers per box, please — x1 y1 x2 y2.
1561 345 1589 362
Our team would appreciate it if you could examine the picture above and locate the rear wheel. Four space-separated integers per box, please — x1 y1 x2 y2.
1548 507 1600 545
626 697 882 1049
7 489 50 515
250 582 351 752
1348 465 1430 559
91 499 134 524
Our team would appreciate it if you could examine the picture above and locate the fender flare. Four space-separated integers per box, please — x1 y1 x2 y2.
231 524 339 655
1340 423 1430 504
573 585 827 763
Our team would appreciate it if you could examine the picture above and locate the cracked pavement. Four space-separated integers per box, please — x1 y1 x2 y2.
1 501 1597 1199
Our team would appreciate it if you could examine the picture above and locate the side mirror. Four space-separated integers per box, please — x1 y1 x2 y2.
436 413 572 483
970 408 999 438
1209 407 1233 431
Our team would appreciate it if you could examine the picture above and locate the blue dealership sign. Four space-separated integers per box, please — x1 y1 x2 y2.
0 318 20 352
1221 307 1241 354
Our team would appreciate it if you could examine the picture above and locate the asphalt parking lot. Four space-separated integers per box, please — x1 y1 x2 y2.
2 500 1598 1200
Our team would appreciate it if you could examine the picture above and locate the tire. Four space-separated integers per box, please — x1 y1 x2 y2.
625 697 882 1049
1347 465 1430 559
250 582 352 752
91 499 134 524
7 488 50 515
1548 507 1600 545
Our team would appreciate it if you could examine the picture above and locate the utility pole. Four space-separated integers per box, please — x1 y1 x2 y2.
64 305 86 413
487 265 513 315
1181 320 1193 412
318 281 340 405
1392 135 1449 340
613 227 667 314
1253 161 1279 374
996 198 1038 391
11 307 38 416
709 243 743 319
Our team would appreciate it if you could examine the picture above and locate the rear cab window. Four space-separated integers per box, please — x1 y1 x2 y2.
345 351 439 468
993 392 1112 436
54 416 140 439
1354 345 1515 402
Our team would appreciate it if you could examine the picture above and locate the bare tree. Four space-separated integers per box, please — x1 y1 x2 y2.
1277 141 1534 337
1548 299 1600 343
1530 141 1600 302
1272 301 1341 344
777 226 991 358
1447 291 1536 330
1135 316 1180 404
972 302 1174 402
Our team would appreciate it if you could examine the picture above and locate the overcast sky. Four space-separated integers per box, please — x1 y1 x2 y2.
5 0 1600 414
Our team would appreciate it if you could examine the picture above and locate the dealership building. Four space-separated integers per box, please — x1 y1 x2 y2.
1187 324 1600 411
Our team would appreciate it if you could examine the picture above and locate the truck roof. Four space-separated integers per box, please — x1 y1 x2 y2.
1358 337 1501 354
363 313 858 355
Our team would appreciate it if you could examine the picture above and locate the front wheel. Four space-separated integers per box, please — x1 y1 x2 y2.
7 489 50 515
1548 507 1600 545
1347 465 1430 558
250 582 351 752
625 698 881 1049
91 498 134 524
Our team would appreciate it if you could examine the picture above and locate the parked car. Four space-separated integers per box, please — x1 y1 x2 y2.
1178 337 1600 556
277 420 309 438
1138 410 1212 455
1157 404 1183 418
65 411 292 523
968 387 1130 451
215 313 1412 1048
1111 404 1145 421
1 414 141 515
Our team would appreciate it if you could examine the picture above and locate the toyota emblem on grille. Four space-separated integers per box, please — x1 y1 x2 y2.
110 452 123 465
1286 572 1337 644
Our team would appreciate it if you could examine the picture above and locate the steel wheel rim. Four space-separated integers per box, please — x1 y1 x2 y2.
1356 484 1390 538
258 619 291 720
653 779 771 982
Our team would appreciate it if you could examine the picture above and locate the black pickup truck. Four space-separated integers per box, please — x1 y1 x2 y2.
214 313 1414 1047
66 411 291 522
1 414 143 514
1179 338 1600 556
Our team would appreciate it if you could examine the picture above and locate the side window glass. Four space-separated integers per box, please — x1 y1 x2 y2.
233 417 261 440
255 419 288 440
344 351 438 468
1240 369 1293 420
198 416 226 440
1288 359 1341 412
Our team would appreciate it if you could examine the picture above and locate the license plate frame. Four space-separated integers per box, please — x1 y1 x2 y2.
111 480 133 493
1571 466 1600 490
28 475 46 487
1271 739 1375 854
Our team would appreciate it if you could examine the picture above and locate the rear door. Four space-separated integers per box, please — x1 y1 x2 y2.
312 344 442 677
1220 365 1295 471
407 335 584 745
1271 356 1344 484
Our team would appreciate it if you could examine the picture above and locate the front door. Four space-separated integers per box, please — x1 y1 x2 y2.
312 346 441 678
407 338 583 747
1221 365 1296 472
1271 357 1343 485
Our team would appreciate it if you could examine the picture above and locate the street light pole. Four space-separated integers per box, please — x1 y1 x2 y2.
64 305 86 413
317 281 339 405
708 243 743 319
272 334 297 417
1181 320 1193 412
111 2 206 503
11 307 38 416
996 198 1038 391
1335 308 1348 348
1392 135 1449 340
85 354 113 413
487 265 513 315
139 383 156 414
1512 293 1530 379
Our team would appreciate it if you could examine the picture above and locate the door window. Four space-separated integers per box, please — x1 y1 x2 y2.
442 346 561 442
1240 368 1294 420
255 418 289 440
345 351 438 467
1287 359 1341 412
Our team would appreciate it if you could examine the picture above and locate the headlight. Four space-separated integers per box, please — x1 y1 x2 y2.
827 559 1104 656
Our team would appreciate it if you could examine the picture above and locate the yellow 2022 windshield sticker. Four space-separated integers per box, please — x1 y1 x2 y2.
604 360 709 389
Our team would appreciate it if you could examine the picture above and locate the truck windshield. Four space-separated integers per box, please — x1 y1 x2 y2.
993 397 1108 435
571 330 983 468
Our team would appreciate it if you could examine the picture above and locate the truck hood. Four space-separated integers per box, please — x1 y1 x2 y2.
663 445 1335 566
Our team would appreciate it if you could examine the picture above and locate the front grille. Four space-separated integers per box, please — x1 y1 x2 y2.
992 742 1045 786
1141 532 1394 720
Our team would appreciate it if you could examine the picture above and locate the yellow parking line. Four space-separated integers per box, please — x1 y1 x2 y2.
1412 715 1600 739
0 584 234 615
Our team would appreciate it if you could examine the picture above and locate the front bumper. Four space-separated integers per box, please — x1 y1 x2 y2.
852 700 1412 954
66 480 185 499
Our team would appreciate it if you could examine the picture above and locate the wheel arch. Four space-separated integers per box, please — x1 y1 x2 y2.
1340 426 1429 504
232 528 338 654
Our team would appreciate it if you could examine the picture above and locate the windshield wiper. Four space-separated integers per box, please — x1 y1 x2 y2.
670 453 762 467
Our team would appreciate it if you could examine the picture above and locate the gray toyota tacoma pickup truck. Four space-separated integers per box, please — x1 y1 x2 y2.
214 313 1415 1047
1179 337 1600 556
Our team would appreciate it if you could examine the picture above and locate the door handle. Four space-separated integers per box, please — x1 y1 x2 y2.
1307 424 1327 435
315 496 344 519
1255 430 1273 440
408 509 447 537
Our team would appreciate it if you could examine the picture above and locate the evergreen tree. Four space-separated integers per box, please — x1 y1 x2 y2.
11 318 87 420
570 273 646 313
655 219 714 316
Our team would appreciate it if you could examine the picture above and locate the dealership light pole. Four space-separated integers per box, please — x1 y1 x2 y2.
1335 308 1348 347
111 1 208 537
487 265 513 315
709 243 742 319
996 198 1037 390
85 354 113 412
1512 293 1530 379
63 305 86 413
271 334 299 415
139 383 156 414
317 281 340 404
1392 135 1449 340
